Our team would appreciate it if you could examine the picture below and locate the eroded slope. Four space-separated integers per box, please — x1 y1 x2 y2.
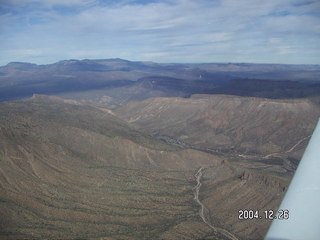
0 96 225 239
116 94 320 160
0 95 292 239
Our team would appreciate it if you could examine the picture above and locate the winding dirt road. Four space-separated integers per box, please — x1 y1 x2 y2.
193 167 239 240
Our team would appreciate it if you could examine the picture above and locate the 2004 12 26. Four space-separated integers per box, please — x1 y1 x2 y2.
238 209 289 220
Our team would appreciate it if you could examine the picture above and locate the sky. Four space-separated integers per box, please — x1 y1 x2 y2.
0 0 320 65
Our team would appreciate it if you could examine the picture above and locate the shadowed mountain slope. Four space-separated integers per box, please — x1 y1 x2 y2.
1 59 319 105
0 59 222 102
217 78 320 99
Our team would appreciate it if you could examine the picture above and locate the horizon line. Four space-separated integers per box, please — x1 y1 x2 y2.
2 58 320 67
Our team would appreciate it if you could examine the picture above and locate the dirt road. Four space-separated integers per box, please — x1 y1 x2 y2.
193 167 239 240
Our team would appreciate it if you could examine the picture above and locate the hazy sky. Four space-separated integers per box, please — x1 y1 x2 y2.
0 0 320 65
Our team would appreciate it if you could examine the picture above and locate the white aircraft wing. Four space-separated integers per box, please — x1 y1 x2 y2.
265 119 320 240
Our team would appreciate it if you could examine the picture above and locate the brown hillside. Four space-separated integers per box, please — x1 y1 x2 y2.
116 94 320 160
0 95 291 239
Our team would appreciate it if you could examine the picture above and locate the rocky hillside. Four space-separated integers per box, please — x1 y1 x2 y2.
201 166 289 240
116 94 320 161
0 95 290 239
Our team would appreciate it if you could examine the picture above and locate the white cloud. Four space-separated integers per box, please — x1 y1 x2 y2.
3 0 97 8
278 46 297 55
142 51 170 59
0 0 320 65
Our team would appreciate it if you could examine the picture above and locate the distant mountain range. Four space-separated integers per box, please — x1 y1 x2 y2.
1 59 320 103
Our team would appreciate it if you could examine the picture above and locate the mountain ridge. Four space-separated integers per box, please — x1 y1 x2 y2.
115 94 320 162
1 58 320 103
